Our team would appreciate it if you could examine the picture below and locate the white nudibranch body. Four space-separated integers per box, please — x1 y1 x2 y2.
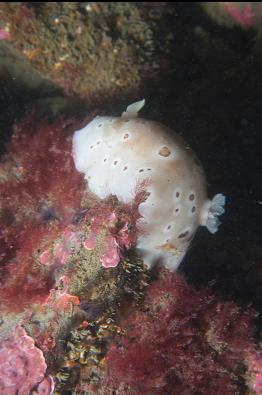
72 100 225 271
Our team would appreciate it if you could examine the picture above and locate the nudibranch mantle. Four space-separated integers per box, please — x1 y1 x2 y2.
73 100 225 271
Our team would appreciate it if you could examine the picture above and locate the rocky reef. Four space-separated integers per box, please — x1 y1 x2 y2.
0 2 262 395
0 2 175 103
0 112 150 394
0 110 260 394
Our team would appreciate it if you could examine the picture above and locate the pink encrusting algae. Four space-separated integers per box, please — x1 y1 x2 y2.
0 325 53 395
81 195 142 268
100 234 121 268
45 275 80 310
32 375 55 395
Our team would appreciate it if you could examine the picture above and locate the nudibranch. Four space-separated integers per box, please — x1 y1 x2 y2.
72 100 225 271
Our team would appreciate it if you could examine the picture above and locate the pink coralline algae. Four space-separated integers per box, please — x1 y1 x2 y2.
32 375 55 395
100 234 121 268
46 275 80 310
0 325 53 395
53 228 80 266
104 270 262 395
83 234 97 251
83 197 141 268
40 228 79 267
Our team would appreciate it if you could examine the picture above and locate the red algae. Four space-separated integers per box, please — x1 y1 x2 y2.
0 112 87 311
103 270 261 395
4 113 85 217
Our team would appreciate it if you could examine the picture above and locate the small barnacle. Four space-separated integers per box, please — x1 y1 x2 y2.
79 350 89 365
55 369 70 383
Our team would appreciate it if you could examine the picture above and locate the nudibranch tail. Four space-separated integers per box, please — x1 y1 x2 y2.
201 193 226 234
